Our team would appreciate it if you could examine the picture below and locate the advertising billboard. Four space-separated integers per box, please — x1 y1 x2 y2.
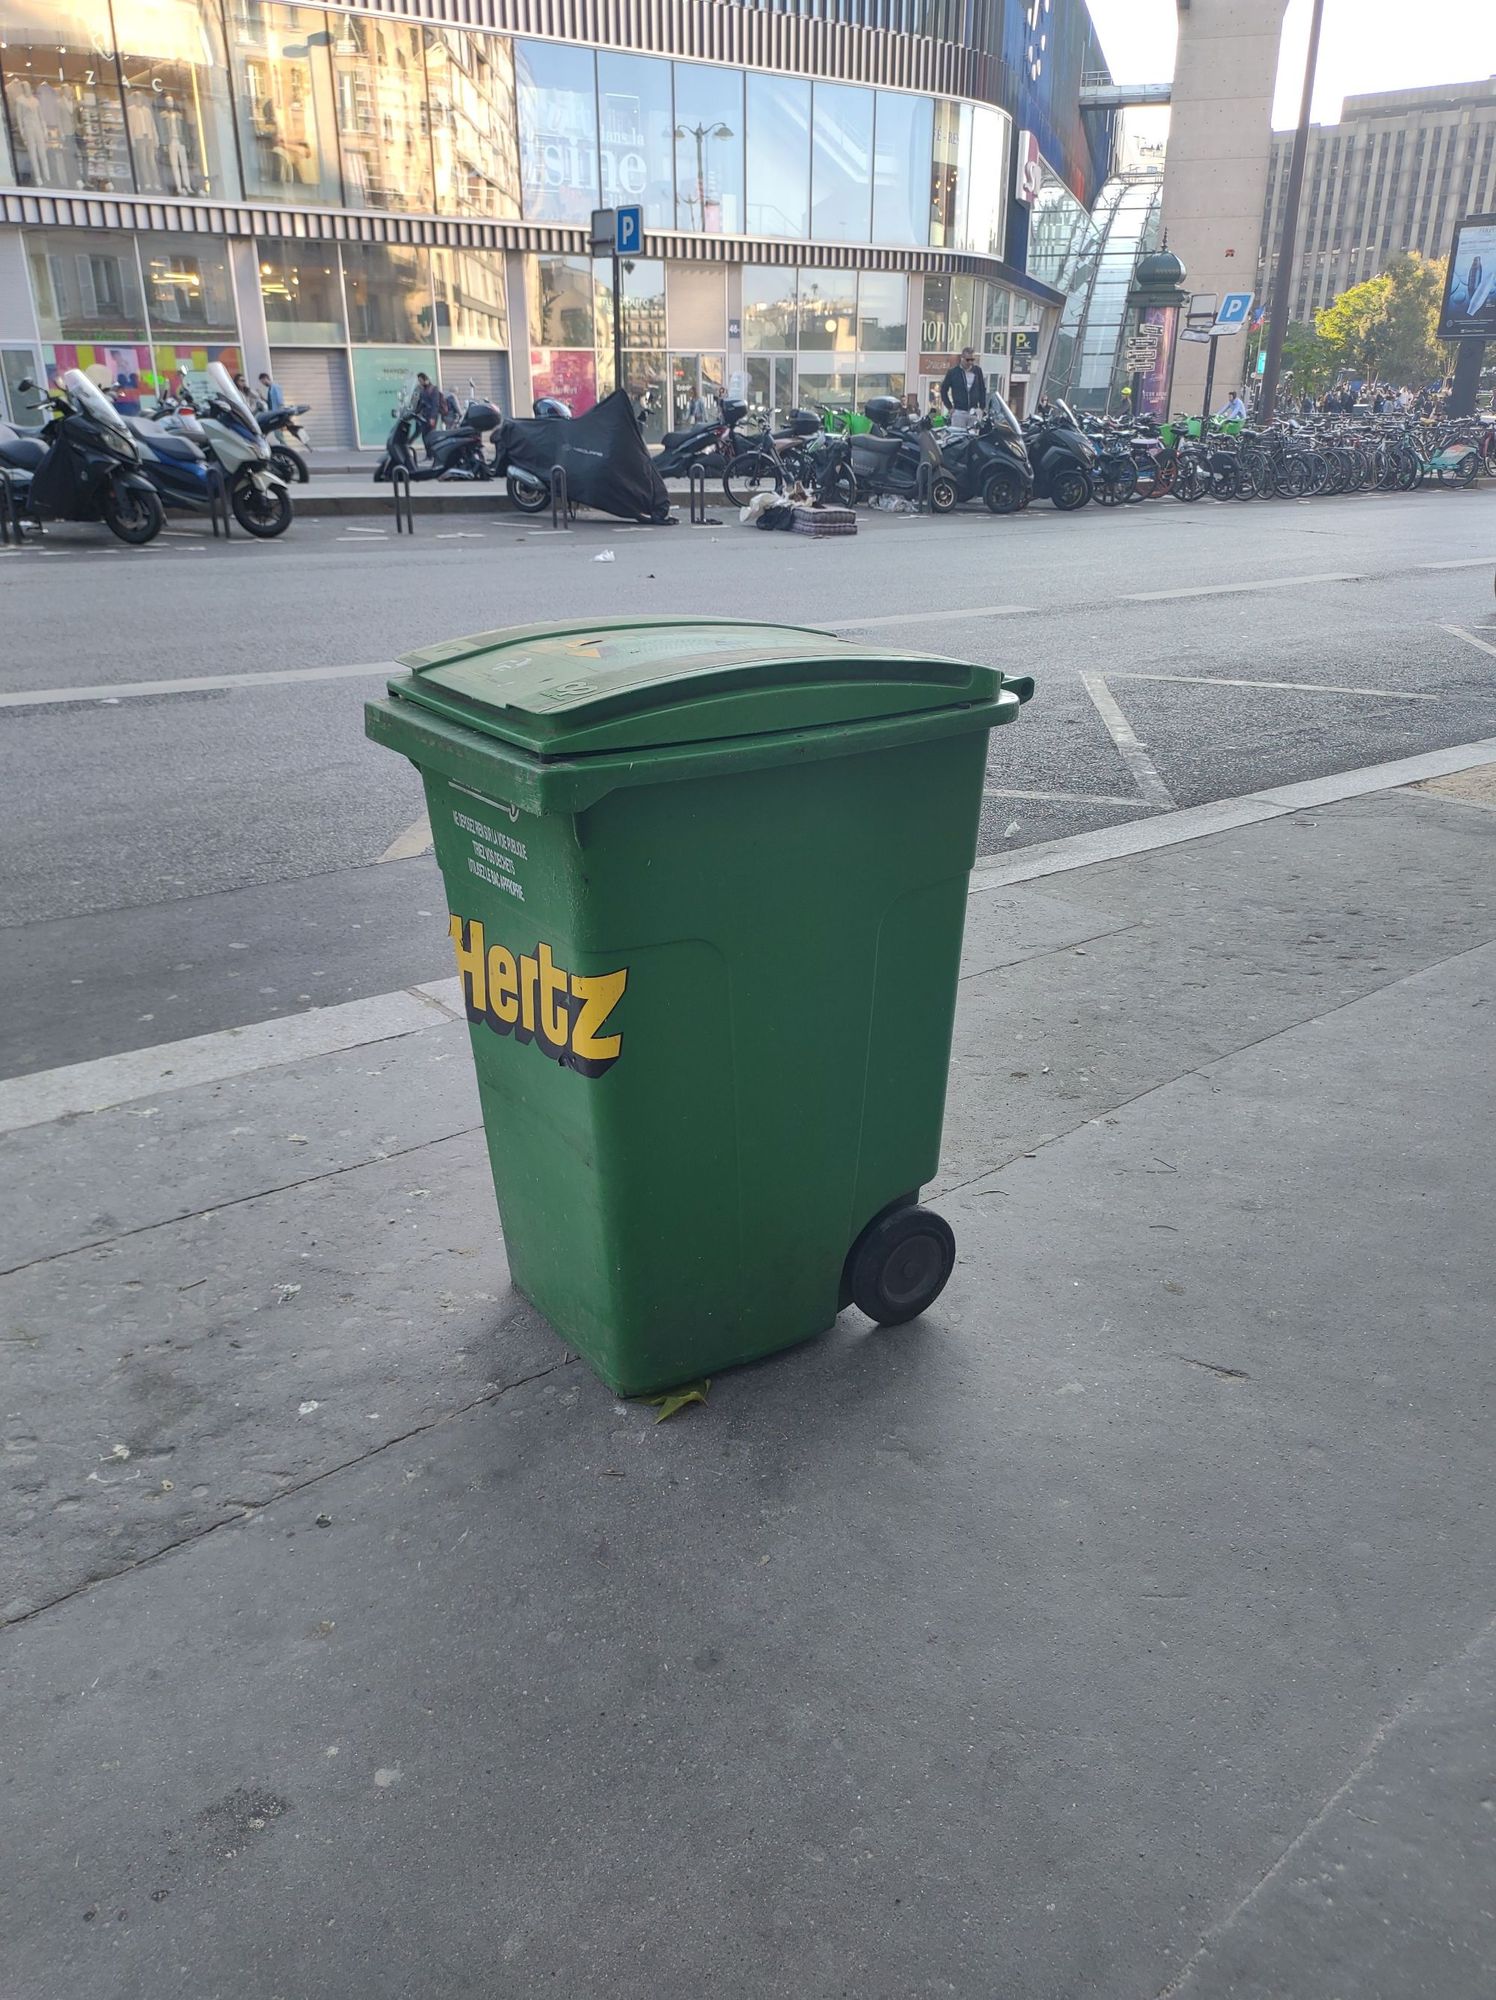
1438 215 1496 340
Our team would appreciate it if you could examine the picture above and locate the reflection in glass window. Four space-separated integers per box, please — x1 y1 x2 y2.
962 106 1007 256
856 362 907 405
341 242 434 345
623 351 667 441
745 73 809 239
929 100 966 251
871 92 932 246
742 266 797 352
26 229 146 340
426 30 519 219
673 64 742 234
810 83 873 242
857 272 907 352
527 254 600 349
0 1 131 192
141 233 236 335
597 54 673 230
516 41 598 224
224 1 341 203
434 249 508 349
531 347 597 415
593 257 666 353
258 248 346 343
113 0 239 198
797 365 855 413
798 270 855 353
328 15 434 213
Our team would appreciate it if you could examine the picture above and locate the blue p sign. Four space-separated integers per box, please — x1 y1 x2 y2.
1214 291 1253 331
616 206 643 255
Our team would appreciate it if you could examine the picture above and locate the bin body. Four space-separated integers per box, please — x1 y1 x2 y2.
367 619 1029 1394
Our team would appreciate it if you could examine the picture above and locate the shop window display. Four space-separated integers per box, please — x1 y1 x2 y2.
0 0 131 192
112 0 239 198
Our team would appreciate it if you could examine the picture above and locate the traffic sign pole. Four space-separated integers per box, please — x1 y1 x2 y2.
1200 335 1218 423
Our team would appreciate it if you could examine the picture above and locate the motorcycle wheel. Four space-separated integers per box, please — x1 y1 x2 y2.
103 481 165 546
982 471 1023 515
270 446 309 485
724 451 784 507
1051 469 1091 511
506 473 549 515
928 471 959 513
230 473 293 538
816 465 858 509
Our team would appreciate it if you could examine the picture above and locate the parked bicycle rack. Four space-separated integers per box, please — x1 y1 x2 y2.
207 465 231 539
915 462 934 514
0 469 24 545
688 462 708 524
391 463 415 535
550 464 571 529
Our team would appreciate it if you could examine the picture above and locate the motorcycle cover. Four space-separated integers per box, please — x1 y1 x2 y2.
496 390 672 523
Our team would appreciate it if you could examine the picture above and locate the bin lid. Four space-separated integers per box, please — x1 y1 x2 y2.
390 618 1006 758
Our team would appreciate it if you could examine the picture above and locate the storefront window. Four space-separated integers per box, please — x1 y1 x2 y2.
140 233 236 336
857 272 907 352
624 352 667 440
597 53 673 229
745 73 809 239
0 1 131 193
426 29 519 219
672 64 742 235
111 0 238 198
856 363 906 405
328 15 434 213
224 1 341 203
350 345 431 447
871 92 932 247
666 263 726 351
516 40 597 224
744 353 794 427
531 347 597 415
527 254 600 350
929 99 966 251
258 248 346 343
341 242 434 346
434 248 508 349
810 83 873 243
26 229 145 341
742 267 797 352
798 269 855 353
593 257 666 353
797 365 854 413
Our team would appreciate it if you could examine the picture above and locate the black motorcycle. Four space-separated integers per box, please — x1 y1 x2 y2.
653 397 767 502
1022 399 1097 510
934 394 1034 513
375 391 503 483
0 372 164 544
257 402 311 484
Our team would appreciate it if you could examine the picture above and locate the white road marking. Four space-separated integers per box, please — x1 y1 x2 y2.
0 661 399 708
1121 572 1360 602
1114 672 1439 701
1419 558 1495 570
840 604 1033 628
1444 624 1496 661
1080 673 1175 808
983 787 1164 808
379 812 434 862
10 736 1495 1130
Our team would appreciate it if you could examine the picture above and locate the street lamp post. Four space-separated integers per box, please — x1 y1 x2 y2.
674 120 732 229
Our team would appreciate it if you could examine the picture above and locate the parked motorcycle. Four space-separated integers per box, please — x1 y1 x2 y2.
501 396 570 514
126 404 223 518
935 393 1034 513
1022 399 1097 510
827 397 955 510
257 402 311 484
375 386 502 484
653 397 765 501
0 371 164 544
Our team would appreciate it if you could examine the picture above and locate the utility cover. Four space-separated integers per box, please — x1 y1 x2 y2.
391 618 1006 758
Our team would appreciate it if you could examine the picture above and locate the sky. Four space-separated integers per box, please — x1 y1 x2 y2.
1084 0 1496 128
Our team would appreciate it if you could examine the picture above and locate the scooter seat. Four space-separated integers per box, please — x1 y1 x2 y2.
659 424 713 451
849 434 905 466
131 422 202 462
0 430 45 470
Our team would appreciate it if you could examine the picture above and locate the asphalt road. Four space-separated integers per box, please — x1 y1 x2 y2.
2 485 1493 1079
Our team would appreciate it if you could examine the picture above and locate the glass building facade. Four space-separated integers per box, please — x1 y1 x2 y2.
0 0 1112 445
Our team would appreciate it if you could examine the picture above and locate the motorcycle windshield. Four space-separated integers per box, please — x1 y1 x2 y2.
63 369 130 436
985 390 1021 436
207 361 261 430
1048 399 1081 430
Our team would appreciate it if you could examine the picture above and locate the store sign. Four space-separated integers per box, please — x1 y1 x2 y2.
1015 130 1042 207
1010 330 1038 369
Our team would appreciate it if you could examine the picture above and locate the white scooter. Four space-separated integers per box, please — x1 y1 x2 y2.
156 363 292 538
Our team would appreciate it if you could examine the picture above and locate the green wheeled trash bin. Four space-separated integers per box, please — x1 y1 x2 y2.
366 618 1033 1394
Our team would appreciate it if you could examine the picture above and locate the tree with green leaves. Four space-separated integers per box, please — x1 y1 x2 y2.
1313 255 1452 386
1278 320 1337 396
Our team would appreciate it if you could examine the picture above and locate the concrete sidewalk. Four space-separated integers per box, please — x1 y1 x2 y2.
3 778 1494 2000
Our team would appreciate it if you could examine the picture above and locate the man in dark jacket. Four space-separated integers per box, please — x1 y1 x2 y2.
414 371 442 459
940 347 986 429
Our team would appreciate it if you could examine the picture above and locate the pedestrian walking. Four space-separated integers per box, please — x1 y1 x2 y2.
940 347 986 431
257 370 285 413
413 371 441 460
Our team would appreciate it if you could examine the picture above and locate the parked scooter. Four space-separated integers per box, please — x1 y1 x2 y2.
126 403 223 518
935 392 1034 513
1022 398 1098 510
375 384 502 483
499 396 570 514
832 397 954 510
179 364 293 535
652 396 762 500
0 371 164 544
257 402 311 484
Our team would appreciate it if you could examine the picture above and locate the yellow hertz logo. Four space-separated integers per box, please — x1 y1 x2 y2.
450 916 628 1079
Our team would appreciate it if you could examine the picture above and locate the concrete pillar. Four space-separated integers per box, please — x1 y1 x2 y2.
1159 0 1289 412
228 237 271 380
505 249 532 414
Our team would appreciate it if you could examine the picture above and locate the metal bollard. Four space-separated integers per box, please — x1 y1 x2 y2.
0 470 21 545
392 463 415 535
550 463 570 529
208 465 231 539
688 461 708 525
915 461 934 514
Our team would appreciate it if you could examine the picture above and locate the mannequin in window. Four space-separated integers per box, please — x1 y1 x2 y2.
126 89 164 190
159 94 193 193
9 78 50 186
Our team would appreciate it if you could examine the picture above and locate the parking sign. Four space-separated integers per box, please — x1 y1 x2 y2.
616 206 643 255
1213 291 1253 335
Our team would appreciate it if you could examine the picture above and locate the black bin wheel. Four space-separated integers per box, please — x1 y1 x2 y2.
849 1205 956 1326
